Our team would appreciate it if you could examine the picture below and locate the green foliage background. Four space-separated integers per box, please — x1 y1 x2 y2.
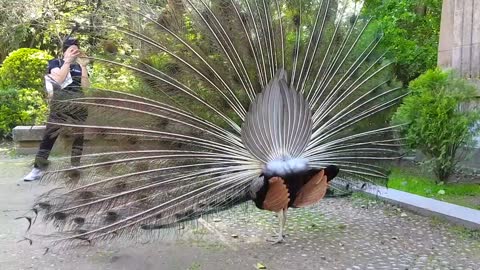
362 0 442 86
393 69 480 181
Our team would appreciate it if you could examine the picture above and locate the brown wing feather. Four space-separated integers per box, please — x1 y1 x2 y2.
262 177 290 212
293 170 328 208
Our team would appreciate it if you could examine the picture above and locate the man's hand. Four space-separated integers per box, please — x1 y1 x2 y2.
78 51 91 89
63 46 80 64
77 51 90 67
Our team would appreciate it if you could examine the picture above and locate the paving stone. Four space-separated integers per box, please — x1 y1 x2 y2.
207 197 480 269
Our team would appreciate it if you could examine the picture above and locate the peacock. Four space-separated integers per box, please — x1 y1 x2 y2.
28 0 405 247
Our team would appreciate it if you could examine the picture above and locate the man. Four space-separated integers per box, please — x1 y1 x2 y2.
24 37 90 181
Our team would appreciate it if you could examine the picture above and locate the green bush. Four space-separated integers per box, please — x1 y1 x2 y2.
0 48 52 90
90 61 141 92
0 88 48 137
393 69 480 182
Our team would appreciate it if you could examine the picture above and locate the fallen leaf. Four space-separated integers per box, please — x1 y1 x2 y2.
256 263 266 269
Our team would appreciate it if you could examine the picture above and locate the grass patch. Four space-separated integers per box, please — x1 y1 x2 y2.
188 262 202 270
450 225 480 242
0 139 16 158
350 192 385 209
388 168 480 210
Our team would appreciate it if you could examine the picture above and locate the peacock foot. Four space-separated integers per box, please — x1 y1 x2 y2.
266 235 285 244
272 229 287 237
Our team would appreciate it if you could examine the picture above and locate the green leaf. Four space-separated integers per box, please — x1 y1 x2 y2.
256 263 267 269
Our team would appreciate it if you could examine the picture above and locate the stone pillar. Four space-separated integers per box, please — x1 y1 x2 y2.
438 0 480 149
438 0 480 80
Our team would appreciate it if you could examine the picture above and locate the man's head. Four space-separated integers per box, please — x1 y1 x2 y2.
62 37 80 53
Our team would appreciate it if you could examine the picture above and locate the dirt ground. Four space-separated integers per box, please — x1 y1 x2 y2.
1 155 480 270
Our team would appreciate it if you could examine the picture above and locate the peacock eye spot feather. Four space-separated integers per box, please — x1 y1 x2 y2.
73 217 85 225
349 15 357 25
293 14 300 26
67 169 81 181
53 212 67 220
134 162 149 172
127 136 138 145
175 209 194 220
136 194 149 201
75 236 91 244
105 211 119 223
38 202 51 210
113 181 128 192
77 191 95 200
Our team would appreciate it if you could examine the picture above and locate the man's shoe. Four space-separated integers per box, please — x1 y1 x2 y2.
24 168 44 182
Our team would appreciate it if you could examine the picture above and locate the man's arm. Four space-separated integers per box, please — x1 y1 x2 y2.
50 46 79 84
80 65 90 89
50 62 71 84
77 51 90 89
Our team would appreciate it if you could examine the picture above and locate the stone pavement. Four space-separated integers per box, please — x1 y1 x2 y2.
0 156 479 270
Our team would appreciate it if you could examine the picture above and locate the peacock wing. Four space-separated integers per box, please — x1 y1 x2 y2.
262 177 290 212
293 170 328 208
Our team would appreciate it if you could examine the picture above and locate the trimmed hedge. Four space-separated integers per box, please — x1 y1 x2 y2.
0 88 48 137
0 48 52 90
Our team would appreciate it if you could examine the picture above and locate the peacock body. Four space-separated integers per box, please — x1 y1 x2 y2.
30 0 405 246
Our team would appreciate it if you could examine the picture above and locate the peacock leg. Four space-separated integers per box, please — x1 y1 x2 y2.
267 209 285 244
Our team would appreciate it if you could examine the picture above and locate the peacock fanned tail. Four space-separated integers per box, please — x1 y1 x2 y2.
31 0 406 247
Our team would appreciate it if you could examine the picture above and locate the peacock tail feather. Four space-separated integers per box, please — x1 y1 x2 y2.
31 0 406 247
